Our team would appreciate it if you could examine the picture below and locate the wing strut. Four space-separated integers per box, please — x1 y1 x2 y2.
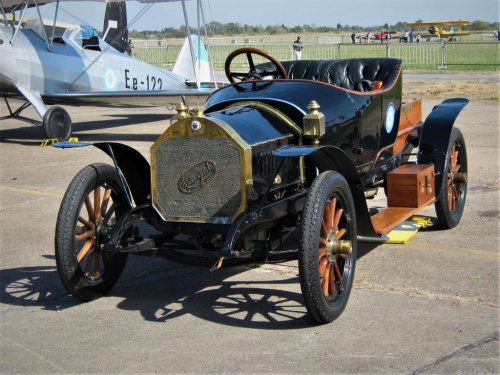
32 0 51 51
9 0 30 45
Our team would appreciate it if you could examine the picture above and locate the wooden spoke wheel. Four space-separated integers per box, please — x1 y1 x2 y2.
299 171 357 323
224 47 287 84
55 163 128 301
435 127 468 229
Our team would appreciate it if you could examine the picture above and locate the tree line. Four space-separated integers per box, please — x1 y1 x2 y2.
129 20 500 39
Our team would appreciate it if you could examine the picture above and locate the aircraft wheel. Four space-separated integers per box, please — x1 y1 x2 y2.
43 106 72 141
299 171 357 324
55 163 128 301
435 127 468 229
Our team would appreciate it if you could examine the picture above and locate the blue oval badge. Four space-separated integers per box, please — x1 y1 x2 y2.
385 103 396 134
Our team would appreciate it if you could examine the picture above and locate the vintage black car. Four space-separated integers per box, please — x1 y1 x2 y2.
54 48 468 323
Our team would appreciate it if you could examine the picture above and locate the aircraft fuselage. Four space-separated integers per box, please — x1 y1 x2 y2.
0 22 187 102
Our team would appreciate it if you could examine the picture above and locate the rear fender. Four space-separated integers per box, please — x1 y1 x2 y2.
53 141 151 206
274 145 378 237
417 98 469 198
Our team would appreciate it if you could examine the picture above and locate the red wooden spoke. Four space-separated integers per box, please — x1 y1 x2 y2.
453 151 459 169
94 187 101 219
319 256 328 276
322 263 330 295
336 228 346 239
329 266 336 295
333 261 342 281
333 208 343 231
318 247 327 260
319 236 327 248
104 202 117 223
83 248 95 276
329 198 337 230
447 180 454 209
101 189 112 217
77 239 93 262
76 230 94 242
78 216 93 230
451 184 459 210
84 196 94 220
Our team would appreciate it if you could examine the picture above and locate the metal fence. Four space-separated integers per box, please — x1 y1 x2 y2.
132 41 500 70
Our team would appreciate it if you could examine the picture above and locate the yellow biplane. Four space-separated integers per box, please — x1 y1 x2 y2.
405 20 470 40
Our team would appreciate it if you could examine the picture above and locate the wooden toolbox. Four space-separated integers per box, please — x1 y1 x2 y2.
386 164 435 208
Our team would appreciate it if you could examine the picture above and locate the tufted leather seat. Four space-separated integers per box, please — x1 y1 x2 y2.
257 58 402 92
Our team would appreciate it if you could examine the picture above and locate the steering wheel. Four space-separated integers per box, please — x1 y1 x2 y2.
225 47 288 84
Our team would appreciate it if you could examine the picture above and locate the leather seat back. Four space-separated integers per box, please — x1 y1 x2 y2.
257 58 402 92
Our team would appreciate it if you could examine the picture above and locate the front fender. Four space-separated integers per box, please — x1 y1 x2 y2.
53 141 151 206
417 98 469 197
274 145 378 237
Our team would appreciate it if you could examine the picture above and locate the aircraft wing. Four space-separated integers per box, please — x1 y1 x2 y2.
44 88 216 108
2 0 187 8
405 20 470 27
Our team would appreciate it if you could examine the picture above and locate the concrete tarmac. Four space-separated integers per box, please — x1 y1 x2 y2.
0 88 498 373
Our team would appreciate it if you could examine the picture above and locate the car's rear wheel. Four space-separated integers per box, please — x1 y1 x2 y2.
299 171 357 323
435 127 468 229
55 163 128 301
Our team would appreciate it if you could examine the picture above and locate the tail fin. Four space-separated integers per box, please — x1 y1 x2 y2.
103 2 128 53
172 35 211 84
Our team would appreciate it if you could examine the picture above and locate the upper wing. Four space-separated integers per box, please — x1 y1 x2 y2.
2 0 189 11
405 20 470 27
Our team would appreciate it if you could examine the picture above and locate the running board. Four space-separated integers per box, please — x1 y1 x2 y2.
370 198 435 237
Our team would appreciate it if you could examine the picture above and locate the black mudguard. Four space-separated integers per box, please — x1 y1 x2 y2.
274 145 378 237
417 98 469 198
53 141 151 206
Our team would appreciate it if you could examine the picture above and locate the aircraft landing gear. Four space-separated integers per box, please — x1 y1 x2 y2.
43 106 72 141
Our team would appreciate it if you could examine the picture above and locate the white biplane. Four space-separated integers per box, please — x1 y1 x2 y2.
0 0 217 140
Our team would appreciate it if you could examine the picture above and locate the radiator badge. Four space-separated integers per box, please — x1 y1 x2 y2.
191 120 202 132
178 160 217 194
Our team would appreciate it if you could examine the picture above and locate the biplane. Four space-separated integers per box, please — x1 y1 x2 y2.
0 0 217 141
405 20 470 41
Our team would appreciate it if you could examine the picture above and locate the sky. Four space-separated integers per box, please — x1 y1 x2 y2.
26 0 500 32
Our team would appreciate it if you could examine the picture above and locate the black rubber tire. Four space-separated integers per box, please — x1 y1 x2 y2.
299 171 357 324
55 163 128 301
43 106 72 141
435 127 468 229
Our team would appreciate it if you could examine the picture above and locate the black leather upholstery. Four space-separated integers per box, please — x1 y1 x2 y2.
256 58 402 92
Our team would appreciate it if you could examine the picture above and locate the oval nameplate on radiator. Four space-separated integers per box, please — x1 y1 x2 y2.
178 160 217 194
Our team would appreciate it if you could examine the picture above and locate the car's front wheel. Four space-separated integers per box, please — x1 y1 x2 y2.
299 171 357 323
55 163 129 301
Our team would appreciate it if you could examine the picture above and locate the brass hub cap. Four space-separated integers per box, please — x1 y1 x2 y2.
326 229 352 264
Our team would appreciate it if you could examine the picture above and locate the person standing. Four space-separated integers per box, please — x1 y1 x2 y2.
351 32 356 44
293 36 303 60
126 38 134 56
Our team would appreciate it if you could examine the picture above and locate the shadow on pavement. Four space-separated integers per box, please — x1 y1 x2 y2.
0 254 318 329
0 113 171 146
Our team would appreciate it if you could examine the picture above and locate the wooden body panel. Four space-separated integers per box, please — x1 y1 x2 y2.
393 99 422 155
